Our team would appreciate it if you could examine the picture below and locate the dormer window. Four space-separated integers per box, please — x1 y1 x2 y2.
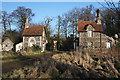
88 31 93 37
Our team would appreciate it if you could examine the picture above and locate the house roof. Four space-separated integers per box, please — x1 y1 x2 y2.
78 21 103 32
22 25 44 36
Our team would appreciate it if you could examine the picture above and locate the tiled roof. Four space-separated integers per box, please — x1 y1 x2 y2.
22 25 44 36
78 21 103 32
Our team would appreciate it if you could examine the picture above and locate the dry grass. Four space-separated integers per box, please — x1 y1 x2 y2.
2 50 120 79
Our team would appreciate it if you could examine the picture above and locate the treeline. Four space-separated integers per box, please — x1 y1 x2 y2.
1 1 120 51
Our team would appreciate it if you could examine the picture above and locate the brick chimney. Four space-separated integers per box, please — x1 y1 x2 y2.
96 9 101 24
25 18 29 28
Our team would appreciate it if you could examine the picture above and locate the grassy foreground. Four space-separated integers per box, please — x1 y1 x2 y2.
2 51 52 63
2 51 120 78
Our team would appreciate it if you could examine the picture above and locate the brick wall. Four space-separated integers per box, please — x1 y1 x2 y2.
79 32 110 48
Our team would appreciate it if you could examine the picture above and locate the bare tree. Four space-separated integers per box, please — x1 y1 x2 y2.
57 16 62 49
62 5 96 39
1 11 9 33
101 8 117 36
44 17 53 40
11 6 34 32
97 0 120 35
7 14 14 31
80 5 96 21
61 14 70 39
66 8 80 39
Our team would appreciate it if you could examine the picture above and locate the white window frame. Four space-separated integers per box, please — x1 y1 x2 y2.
106 42 111 48
88 31 93 37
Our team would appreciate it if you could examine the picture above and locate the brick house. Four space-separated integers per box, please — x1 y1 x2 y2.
22 18 47 52
78 9 114 49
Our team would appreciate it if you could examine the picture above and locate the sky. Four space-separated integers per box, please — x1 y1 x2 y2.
2 2 103 30
2 2 104 22
1 0 119 2
1 1 120 34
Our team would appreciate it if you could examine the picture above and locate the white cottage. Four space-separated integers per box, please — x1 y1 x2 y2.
2 38 13 51
22 18 47 52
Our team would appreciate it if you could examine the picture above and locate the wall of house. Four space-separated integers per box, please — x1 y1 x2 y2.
79 32 111 48
2 40 13 51
16 42 23 52
23 36 42 50
42 29 46 40
79 24 112 48
42 29 46 51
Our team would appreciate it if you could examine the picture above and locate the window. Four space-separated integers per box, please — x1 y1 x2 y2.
106 42 111 48
88 31 93 37
88 42 93 48
6 45 8 47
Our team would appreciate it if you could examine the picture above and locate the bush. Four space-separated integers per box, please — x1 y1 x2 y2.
32 45 41 52
116 42 120 48
2 51 18 56
66 51 70 55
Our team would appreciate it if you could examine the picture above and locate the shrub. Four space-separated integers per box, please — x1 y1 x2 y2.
66 51 70 55
2 51 18 56
9 51 18 56
116 42 120 48
32 45 41 52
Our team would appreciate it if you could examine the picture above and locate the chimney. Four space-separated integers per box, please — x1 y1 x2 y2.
25 18 29 28
96 9 101 24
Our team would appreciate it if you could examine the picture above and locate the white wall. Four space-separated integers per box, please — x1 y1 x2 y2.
16 42 23 52
2 39 13 51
